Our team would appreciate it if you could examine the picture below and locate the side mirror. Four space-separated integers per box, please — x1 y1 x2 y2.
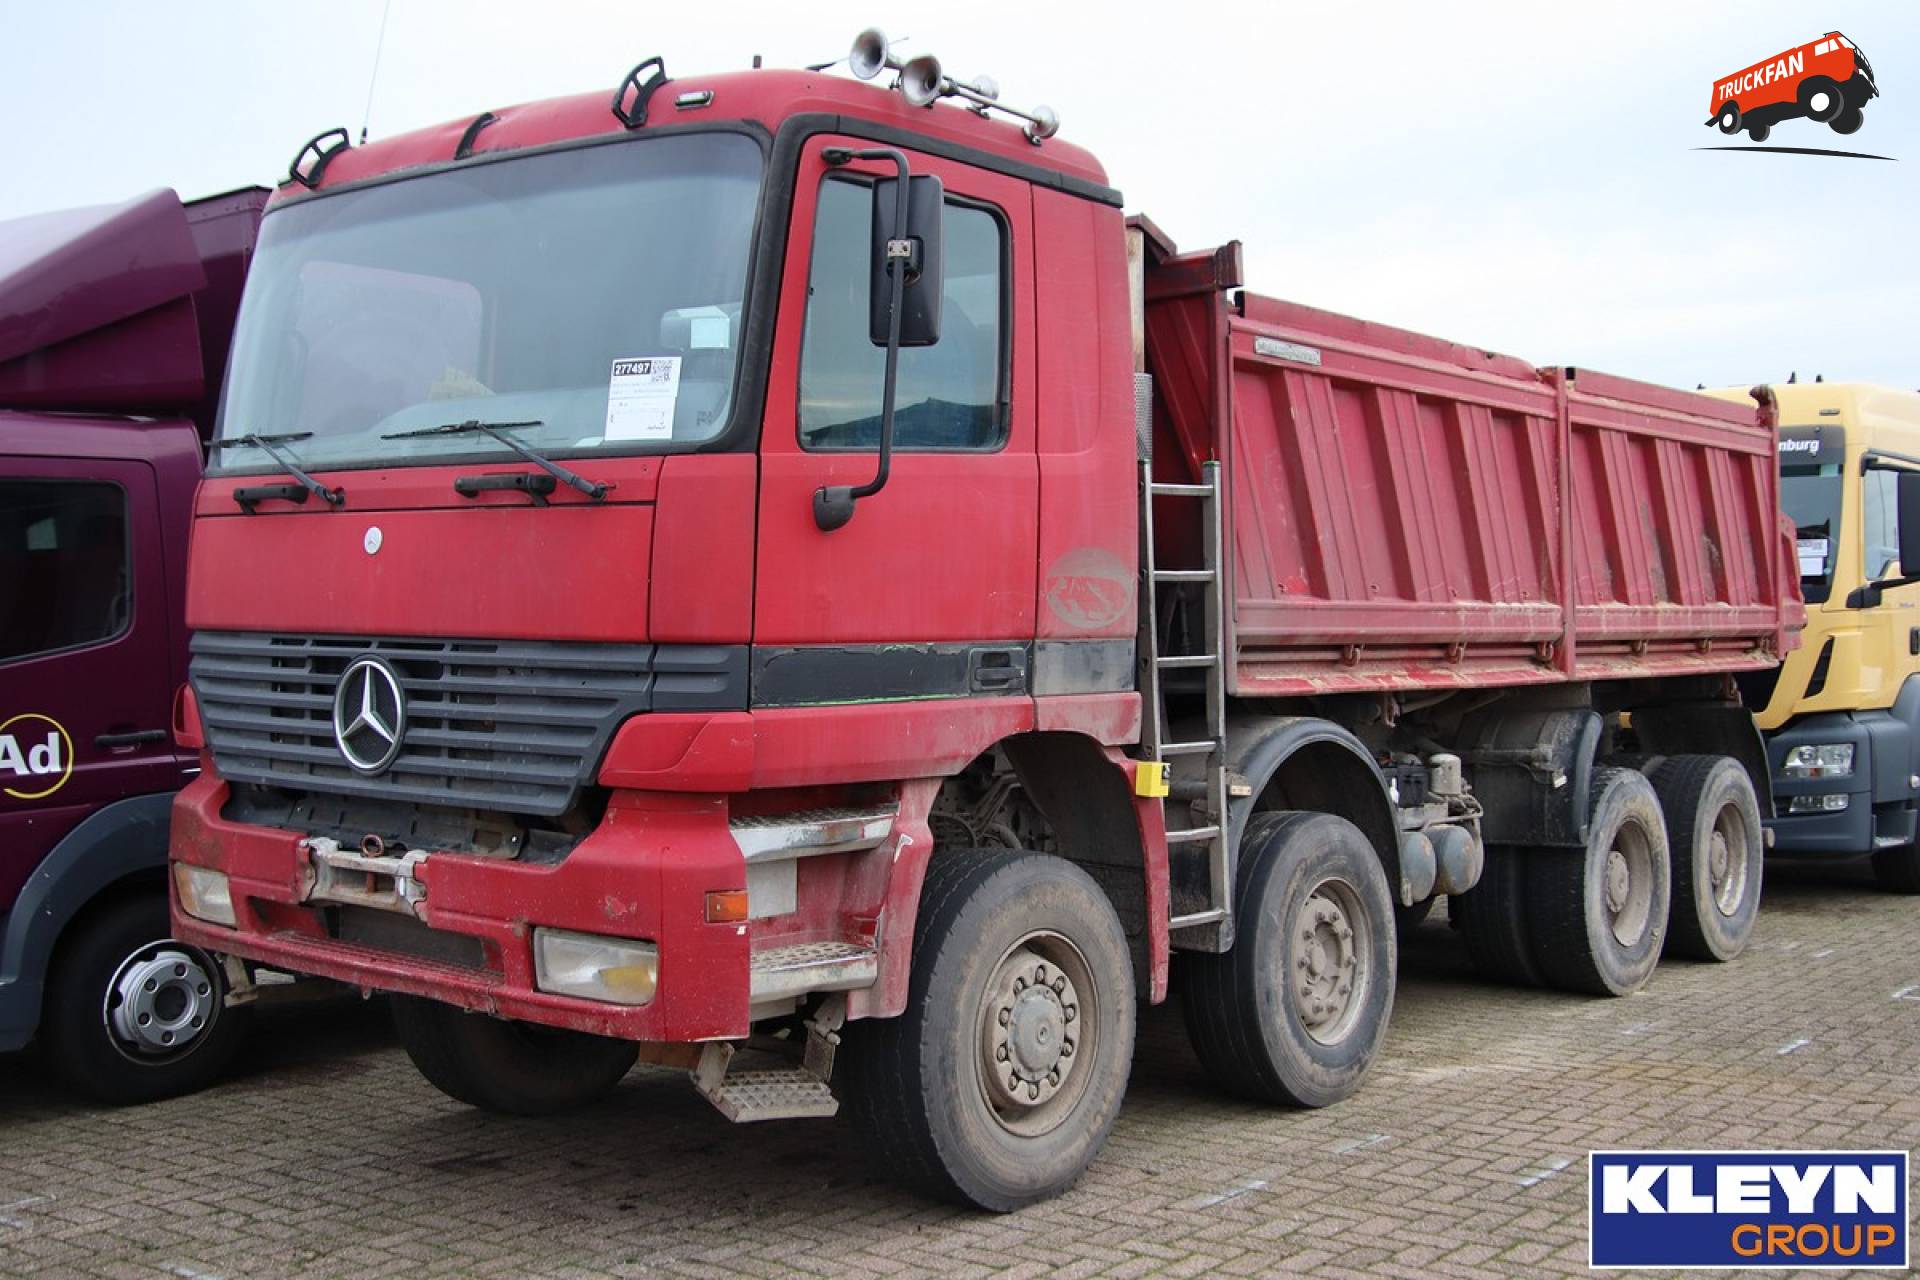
869 174 944 348
1897 471 1920 576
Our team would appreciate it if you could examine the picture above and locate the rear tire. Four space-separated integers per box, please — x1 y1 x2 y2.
1184 812 1396 1108
1451 844 1540 986
1747 121 1772 143
42 893 247 1105
840 850 1135 1212
1717 103 1742 135
1647 755 1763 961
1524 768 1670 996
390 996 637 1115
1871 843 1920 894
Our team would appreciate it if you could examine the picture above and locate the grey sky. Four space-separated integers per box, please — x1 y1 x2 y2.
4 1 1913 391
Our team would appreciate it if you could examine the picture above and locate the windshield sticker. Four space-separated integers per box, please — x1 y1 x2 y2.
605 357 682 441
1799 537 1830 577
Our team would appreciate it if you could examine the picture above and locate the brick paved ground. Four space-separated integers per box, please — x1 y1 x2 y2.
3 857 1917 1278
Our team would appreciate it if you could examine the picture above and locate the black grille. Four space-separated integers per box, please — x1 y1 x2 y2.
191 632 745 817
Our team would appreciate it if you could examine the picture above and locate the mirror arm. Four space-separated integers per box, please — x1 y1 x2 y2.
815 147 913 532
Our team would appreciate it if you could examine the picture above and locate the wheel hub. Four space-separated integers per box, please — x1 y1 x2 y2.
1604 849 1632 914
984 949 1079 1111
106 946 217 1058
1291 885 1363 1045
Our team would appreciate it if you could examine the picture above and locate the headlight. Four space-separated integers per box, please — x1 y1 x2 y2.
1783 743 1855 778
173 863 236 926
533 929 658 1006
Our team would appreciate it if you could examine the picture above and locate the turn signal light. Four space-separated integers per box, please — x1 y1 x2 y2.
705 889 750 923
173 863 236 927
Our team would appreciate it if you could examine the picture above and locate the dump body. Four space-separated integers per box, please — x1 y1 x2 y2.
1143 258 1800 698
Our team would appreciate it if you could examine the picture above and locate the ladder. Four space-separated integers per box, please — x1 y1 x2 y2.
1138 458 1233 943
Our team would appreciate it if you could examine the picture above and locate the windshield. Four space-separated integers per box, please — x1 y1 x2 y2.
215 132 763 473
1782 468 1842 605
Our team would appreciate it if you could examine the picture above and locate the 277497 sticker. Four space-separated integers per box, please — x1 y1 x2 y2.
605 356 682 441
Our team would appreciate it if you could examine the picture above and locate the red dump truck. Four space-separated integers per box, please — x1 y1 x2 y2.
1 186 266 1101
167 36 1800 1208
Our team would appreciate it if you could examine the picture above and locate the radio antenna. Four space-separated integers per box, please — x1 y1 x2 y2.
358 0 395 145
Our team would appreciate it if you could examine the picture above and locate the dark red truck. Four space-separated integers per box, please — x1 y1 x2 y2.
0 186 265 1101
168 35 1800 1208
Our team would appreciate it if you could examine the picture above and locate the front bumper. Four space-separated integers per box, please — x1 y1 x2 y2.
168 772 751 1041
1764 713 1915 856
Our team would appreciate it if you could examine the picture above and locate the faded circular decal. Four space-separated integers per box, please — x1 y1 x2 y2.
1043 547 1133 631
0 712 75 801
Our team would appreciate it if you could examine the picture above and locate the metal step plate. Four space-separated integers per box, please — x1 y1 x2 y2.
700 1068 840 1122
749 941 878 1002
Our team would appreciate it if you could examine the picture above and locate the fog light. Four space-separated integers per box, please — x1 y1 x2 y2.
1783 743 1854 778
173 863 236 926
1787 794 1850 814
533 929 658 1006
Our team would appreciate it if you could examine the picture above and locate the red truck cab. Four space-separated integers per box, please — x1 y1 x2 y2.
0 186 265 1101
1707 31 1879 142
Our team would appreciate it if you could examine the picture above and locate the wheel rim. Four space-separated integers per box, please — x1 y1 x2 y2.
103 940 220 1064
1290 876 1373 1046
1601 821 1655 947
1809 91 1832 115
1708 801 1750 918
977 931 1097 1137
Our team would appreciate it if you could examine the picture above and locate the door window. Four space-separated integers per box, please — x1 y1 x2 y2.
1863 469 1902 581
798 177 1008 451
0 481 129 663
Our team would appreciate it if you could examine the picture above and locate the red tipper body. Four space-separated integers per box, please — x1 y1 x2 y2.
169 62 1800 1051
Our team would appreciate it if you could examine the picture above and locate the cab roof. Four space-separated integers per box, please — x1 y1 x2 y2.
274 68 1114 207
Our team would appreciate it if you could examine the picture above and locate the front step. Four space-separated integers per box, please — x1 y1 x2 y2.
750 941 878 1002
696 1062 839 1122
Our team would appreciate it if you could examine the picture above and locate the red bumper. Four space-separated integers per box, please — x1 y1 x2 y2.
169 772 751 1041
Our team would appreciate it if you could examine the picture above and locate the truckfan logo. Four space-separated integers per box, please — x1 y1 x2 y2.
1702 31 1885 157
332 657 407 775
0 713 73 800
1590 1151 1908 1269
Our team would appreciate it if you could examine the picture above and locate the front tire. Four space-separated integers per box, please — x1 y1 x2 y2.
840 850 1135 1212
1799 77 1844 122
1647 756 1763 961
390 997 638 1115
1184 812 1396 1108
41 894 247 1105
1831 107 1865 135
1524 768 1670 996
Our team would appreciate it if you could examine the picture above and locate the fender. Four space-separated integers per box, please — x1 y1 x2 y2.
1457 707 1603 848
0 792 173 1051
1223 715 1400 893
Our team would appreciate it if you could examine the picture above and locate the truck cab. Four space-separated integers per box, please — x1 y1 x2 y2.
0 186 265 1101
1712 383 1920 889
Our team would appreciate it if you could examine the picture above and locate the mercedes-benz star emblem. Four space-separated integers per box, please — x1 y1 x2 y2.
332 656 406 775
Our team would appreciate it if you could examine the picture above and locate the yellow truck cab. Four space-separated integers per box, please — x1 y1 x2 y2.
1710 383 1920 891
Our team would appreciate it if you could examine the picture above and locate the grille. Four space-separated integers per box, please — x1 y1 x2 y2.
191 631 744 817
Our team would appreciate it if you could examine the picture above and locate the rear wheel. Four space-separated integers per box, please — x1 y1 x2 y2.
42 893 248 1105
1647 756 1763 961
1184 812 1396 1108
1747 121 1772 143
1451 844 1539 986
1524 767 1670 996
840 850 1134 1212
390 997 638 1115
1871 843 1920 894
1717 103 1742 134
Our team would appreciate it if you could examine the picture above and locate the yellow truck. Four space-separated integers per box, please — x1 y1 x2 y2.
1711 382 1920 890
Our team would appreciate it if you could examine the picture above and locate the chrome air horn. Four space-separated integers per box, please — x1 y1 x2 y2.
847 27 1060 143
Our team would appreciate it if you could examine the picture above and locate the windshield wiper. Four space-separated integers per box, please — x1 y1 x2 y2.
212 432 345 510
381 419 607 501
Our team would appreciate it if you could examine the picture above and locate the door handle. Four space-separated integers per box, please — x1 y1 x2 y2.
967 646 1029 695
1909 626 1918 656
95 729 169 749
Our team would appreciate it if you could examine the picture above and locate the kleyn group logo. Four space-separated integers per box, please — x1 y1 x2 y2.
1590 1151 1908 1269
1700 30 1887 159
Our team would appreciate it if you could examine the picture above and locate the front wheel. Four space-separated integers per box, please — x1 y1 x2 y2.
390 997 638 1115
840 850 1135 1212
41 894 248 1105
1184 811 1396 1108
1871 843 1920 894
1648 756 1763 961
1800 77 1845 122
1831 107 1865 135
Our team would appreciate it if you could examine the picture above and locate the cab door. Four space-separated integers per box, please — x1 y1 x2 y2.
753 136 1037 704
0 459 176 912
